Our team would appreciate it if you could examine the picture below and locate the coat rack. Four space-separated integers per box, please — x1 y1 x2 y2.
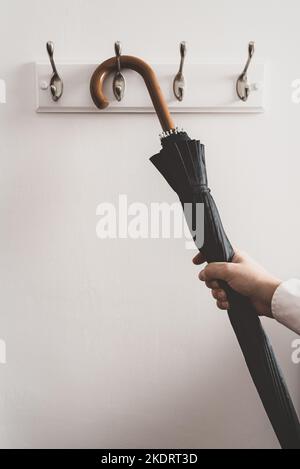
36 41 265 114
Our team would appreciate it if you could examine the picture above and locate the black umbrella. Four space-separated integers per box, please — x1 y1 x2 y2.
151 130 300 449
90 55 300 449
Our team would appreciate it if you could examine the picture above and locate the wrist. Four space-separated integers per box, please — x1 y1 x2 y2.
263 278 282 318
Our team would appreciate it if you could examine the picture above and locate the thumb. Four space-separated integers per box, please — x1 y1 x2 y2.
199 262 233 283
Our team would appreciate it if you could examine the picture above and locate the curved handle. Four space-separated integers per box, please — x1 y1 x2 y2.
90 55 175 132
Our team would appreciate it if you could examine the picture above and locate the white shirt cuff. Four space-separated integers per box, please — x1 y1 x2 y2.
272 279 300 335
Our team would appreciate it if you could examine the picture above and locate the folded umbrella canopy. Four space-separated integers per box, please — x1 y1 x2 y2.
90 55 300 449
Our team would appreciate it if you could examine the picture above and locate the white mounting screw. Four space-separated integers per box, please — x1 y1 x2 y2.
251 82 260 91
40 80 49 91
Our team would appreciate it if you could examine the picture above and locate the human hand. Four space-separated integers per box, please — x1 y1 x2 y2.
193 251 281 318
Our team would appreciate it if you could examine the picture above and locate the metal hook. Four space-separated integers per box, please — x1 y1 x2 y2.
236 41 255 102
173 41 187 102
113 41 126 102
46 41 63 102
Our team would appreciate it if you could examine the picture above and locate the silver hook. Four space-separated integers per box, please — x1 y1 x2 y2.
46 41 63 102
173 41 187 102
112 41 126 102
236 41 255 102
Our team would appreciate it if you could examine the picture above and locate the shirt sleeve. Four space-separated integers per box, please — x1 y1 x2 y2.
271 279 300 335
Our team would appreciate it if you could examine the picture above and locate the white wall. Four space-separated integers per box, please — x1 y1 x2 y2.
0 0 299 449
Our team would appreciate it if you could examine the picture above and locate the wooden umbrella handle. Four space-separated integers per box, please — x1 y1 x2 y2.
90 55 175 132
